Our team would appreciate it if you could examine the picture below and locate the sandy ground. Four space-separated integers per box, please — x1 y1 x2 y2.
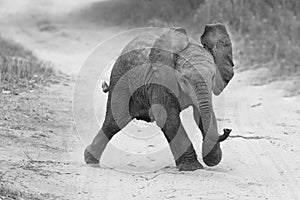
0 1 300 199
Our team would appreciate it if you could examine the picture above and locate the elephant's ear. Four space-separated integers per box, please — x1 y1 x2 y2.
201 23 234 95
149 27 189 96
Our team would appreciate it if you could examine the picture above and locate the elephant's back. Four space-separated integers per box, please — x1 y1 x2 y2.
121 33 160 58
109 33 159 88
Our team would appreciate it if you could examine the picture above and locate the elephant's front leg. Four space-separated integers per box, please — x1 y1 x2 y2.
170 122 204 171
193 106 223 167
151 90 203 171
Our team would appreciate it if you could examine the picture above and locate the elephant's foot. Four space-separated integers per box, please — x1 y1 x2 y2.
203 143 222 167
177 159 204 171
84 147 99 164
84 129 112 165
175 145 203 171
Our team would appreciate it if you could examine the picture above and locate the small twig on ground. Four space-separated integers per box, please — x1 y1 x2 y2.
229 135 279 140
23 149 34 162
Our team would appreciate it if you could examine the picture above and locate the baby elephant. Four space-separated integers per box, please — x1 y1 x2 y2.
85 23 234 171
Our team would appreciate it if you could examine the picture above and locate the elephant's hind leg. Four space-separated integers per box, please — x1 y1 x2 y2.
84 115 130 164
150 89 203 171
85 86 132 164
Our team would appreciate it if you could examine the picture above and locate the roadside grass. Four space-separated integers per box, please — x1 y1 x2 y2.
0 35 57 94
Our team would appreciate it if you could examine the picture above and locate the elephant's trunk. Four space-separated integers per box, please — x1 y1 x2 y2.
218 128 231 142
191 78 231 166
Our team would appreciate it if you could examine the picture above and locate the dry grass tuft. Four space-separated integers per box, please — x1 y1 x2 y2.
0 35 56 94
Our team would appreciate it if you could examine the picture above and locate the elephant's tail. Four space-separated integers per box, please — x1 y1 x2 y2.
101 81 110 93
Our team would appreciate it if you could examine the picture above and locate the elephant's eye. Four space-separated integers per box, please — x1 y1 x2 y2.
223 42 230 47
221 39 231 47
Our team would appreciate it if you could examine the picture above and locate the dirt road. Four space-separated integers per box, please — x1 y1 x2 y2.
0 1 300 199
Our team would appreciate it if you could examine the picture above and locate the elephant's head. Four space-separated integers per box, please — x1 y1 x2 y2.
201 23 234 95
149 26 232 167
